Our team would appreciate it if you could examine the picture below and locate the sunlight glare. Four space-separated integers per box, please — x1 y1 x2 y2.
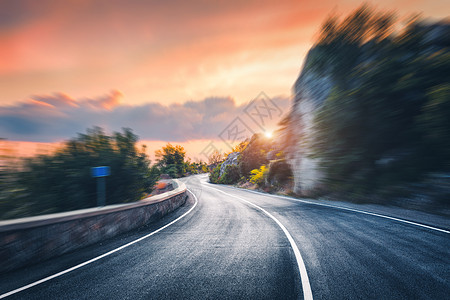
264 131 273 138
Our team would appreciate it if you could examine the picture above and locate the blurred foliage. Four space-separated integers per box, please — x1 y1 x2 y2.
418 84 450 163
155 143 186 178
184 158 209 175
308 5 450 193
0 165 27 220
267 159 293 186
0 131 209 220
0 127 159 219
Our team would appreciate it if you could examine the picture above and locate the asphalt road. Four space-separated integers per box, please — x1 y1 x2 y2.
1 174 449 299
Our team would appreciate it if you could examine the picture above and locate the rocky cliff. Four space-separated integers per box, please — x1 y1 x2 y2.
220 152 240 176
287 50 335 195
285 16 450 196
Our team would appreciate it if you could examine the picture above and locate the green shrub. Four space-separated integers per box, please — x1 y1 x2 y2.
209 164 221 183
267 159 293 185
219 165 241 184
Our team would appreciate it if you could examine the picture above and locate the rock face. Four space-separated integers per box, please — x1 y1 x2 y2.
220 152 240 176
287 50 335 195
286 22 450 196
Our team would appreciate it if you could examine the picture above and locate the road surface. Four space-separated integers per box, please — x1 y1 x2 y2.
1 174 449 299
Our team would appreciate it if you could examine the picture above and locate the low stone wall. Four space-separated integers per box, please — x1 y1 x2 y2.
0 180 187 274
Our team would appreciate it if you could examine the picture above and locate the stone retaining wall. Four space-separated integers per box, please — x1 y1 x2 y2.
0 180 187 274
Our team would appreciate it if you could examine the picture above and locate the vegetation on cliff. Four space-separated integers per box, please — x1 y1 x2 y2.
304 6 450 194
209 133 293 191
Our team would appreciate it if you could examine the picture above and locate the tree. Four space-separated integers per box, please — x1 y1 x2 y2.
208 150 223 166
6 127 159 218
155 144 186 178
223 141 249 158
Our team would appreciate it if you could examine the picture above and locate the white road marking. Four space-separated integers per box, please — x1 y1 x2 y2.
223 186 450 234
205 184 313 300
0 190 198 299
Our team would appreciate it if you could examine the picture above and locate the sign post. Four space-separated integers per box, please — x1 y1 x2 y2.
91 166 110 207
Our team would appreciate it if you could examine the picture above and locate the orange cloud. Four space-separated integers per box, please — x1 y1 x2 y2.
84 90 122 110
1 0 448 108
28 99 55 109
31 93 79 108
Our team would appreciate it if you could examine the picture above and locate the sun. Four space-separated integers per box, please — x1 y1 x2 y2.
264 131 273 138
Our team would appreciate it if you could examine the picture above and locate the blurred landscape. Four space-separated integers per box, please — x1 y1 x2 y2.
0 127 209 219
210 6 450 217
1 3 449 220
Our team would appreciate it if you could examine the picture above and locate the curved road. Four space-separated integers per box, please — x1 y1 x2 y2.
1 174 449 299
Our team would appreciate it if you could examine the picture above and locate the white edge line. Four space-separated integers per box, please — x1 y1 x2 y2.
0 190 198 299
216 184 450 235
205 185 313 300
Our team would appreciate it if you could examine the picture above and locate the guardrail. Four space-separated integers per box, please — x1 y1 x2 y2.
0 180 187 274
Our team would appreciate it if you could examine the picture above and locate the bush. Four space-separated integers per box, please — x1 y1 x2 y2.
249 165 268 187
267 159 293 185
239 134 272 177
209 164 221 183
219 165 241 184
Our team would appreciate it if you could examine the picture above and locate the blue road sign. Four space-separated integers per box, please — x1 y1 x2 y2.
91 166 110 177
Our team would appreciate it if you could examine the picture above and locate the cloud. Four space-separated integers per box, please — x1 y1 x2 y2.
31 93 78 108
82 90 123 110
0 0 330 107
1 0 449 110
0 91 291 142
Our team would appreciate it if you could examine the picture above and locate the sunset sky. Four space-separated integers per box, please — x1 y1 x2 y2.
0 0 448 160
